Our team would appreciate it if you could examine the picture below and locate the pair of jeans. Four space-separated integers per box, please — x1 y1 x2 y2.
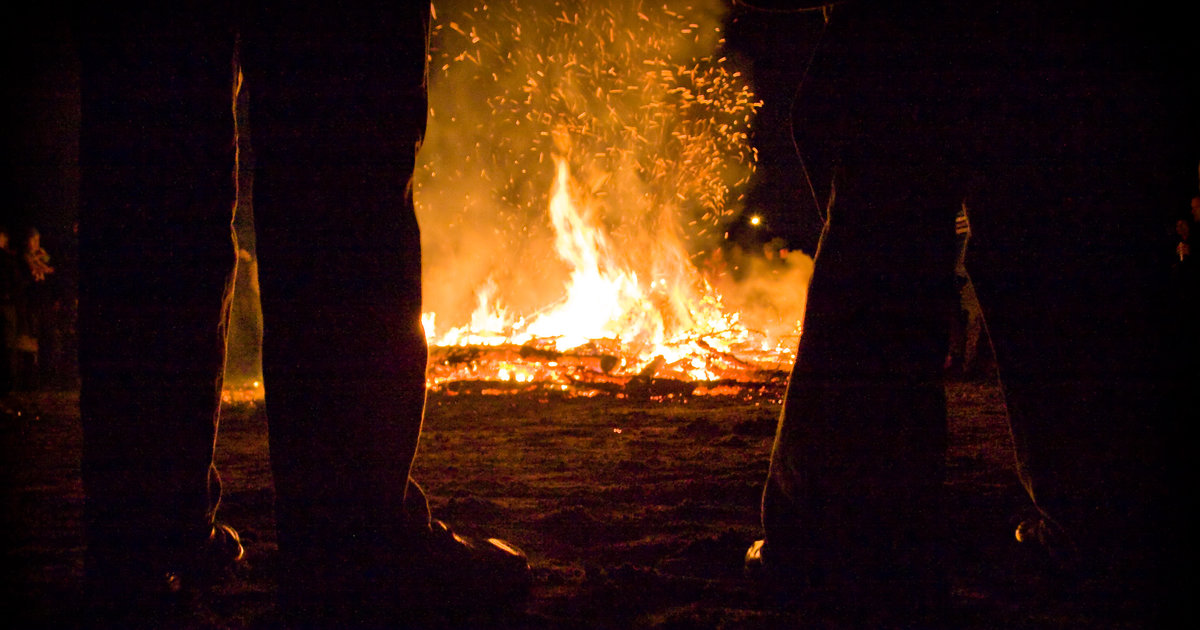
760 0 1183 611
77 0 433 616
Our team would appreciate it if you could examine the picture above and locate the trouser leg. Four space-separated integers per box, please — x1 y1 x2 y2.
76 2 238 583
761 175 958 604
967 184 1177 569
241 1 432 618
758 4 961 611
960 5 1180 590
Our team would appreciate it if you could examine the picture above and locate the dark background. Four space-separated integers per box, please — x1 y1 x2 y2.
5 1 1197 260
3 2 79 247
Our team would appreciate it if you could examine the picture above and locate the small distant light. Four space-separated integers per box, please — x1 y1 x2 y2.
749 215 762 227
613 428 623 434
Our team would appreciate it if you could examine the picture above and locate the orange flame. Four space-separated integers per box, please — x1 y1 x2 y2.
418 1 806 390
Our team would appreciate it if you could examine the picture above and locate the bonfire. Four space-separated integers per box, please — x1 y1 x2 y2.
416 0 809 399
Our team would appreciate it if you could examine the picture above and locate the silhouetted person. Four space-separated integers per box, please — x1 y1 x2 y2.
76 2 528 626
19 227 65 387
744 1 1186 625
0 226 17 398
9 227 51 390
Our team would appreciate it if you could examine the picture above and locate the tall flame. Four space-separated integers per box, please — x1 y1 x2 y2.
430 151 763 381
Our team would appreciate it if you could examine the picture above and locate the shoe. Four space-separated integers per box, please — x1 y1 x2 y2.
744 538 810 603
1015 517 1078 574
277 519 530 627
744 538 770 579
171 522 245 588
88 521 246 592
84 522 246 625
150 522 248 594
746 537 952 626
417 519 532 608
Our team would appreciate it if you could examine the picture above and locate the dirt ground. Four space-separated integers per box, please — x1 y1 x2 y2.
0 381 1161 628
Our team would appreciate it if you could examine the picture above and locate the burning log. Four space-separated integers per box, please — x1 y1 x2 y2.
430 343 620 374
440 379 569 397
518 344 621 374
693 337 755 371
428 336 791 392
427 342 629 394
637 355 667 378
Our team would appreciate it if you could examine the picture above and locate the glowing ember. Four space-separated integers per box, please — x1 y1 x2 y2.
416 0 808 393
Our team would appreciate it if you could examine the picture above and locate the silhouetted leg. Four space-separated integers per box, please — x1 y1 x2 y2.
77 1 238 595
755 4 963 619
961 4 1181 620
242 1 432 622
965 58 1178 575
761 183 957 610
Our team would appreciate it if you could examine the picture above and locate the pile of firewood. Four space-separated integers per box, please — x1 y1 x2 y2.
427 342 789 399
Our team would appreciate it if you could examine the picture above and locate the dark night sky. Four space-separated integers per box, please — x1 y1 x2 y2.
4 1 1197 258
4 2 79 251
723 1 1198 254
